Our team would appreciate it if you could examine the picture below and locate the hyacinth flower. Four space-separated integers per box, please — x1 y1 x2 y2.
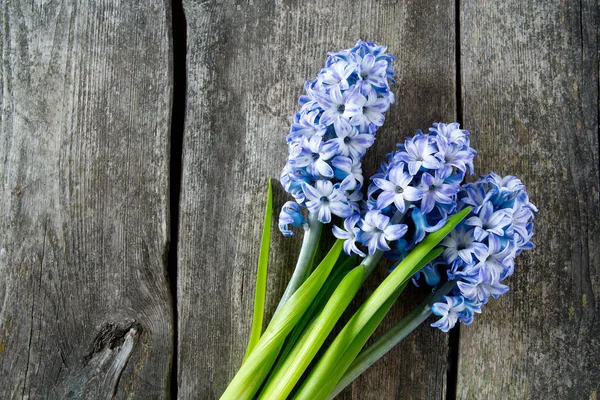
329 122 477 268
223 47 472 400
274 40 397 314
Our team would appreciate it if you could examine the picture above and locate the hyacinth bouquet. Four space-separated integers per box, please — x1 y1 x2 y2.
220 41 537 400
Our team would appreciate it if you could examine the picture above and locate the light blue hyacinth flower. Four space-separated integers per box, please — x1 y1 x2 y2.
279 41 396 233
428 173 536 331
275 41 397 313
334 122 476 260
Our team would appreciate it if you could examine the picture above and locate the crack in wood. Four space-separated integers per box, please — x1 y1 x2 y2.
21 219 49 400
84 322 142 363
169 0 188 397
446 1 462 399
63 322 142 399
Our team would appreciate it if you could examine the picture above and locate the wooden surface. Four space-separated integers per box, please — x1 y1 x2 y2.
1 0 598 399
0 1 173 399
457 1 600 399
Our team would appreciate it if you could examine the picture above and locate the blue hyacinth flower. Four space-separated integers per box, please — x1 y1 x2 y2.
431 296 466 333
357 210 408 255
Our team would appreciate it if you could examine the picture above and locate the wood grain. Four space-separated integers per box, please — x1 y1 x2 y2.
178 0 458 398
0 1 174 399
4 0 595 398
457 0 600 398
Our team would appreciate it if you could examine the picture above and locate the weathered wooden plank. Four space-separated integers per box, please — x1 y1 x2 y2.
0 1 173 398
457 0 599 398
178 0 458 398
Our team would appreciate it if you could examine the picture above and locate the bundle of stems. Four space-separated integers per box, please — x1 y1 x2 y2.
220 180 471 399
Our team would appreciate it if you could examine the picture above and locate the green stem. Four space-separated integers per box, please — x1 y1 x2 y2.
273 213 322 316
318 248 443 399
258 265 366 399
273 250 380 372
275 247 438 400
264 252 381 395
219 241 343 400
360 251 384 280
329 279 457 398
275 256 356 367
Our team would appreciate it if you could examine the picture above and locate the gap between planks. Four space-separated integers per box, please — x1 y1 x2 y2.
446 1 463 399
169 0 187 398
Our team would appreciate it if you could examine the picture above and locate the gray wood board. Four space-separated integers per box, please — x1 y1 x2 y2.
457 0 600 399
178 0 458 398
0 1 174 399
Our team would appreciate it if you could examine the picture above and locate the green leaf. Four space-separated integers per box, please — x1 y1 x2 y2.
294 207 471 400
220 240 345 400
276 255 356 365
329 278 456 398
243 179 273 361
323 248 443 398
259 264 365 399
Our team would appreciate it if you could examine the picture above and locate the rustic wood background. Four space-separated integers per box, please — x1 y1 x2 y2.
1 0 598 399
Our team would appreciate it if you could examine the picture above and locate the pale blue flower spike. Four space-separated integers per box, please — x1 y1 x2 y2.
429 173 536 331
339 121 477 260
279 40 396 236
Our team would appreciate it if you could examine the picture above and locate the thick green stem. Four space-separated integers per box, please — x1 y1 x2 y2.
273 213 322 316
329 279 457 398
361 251 384 280
317 248 443 399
